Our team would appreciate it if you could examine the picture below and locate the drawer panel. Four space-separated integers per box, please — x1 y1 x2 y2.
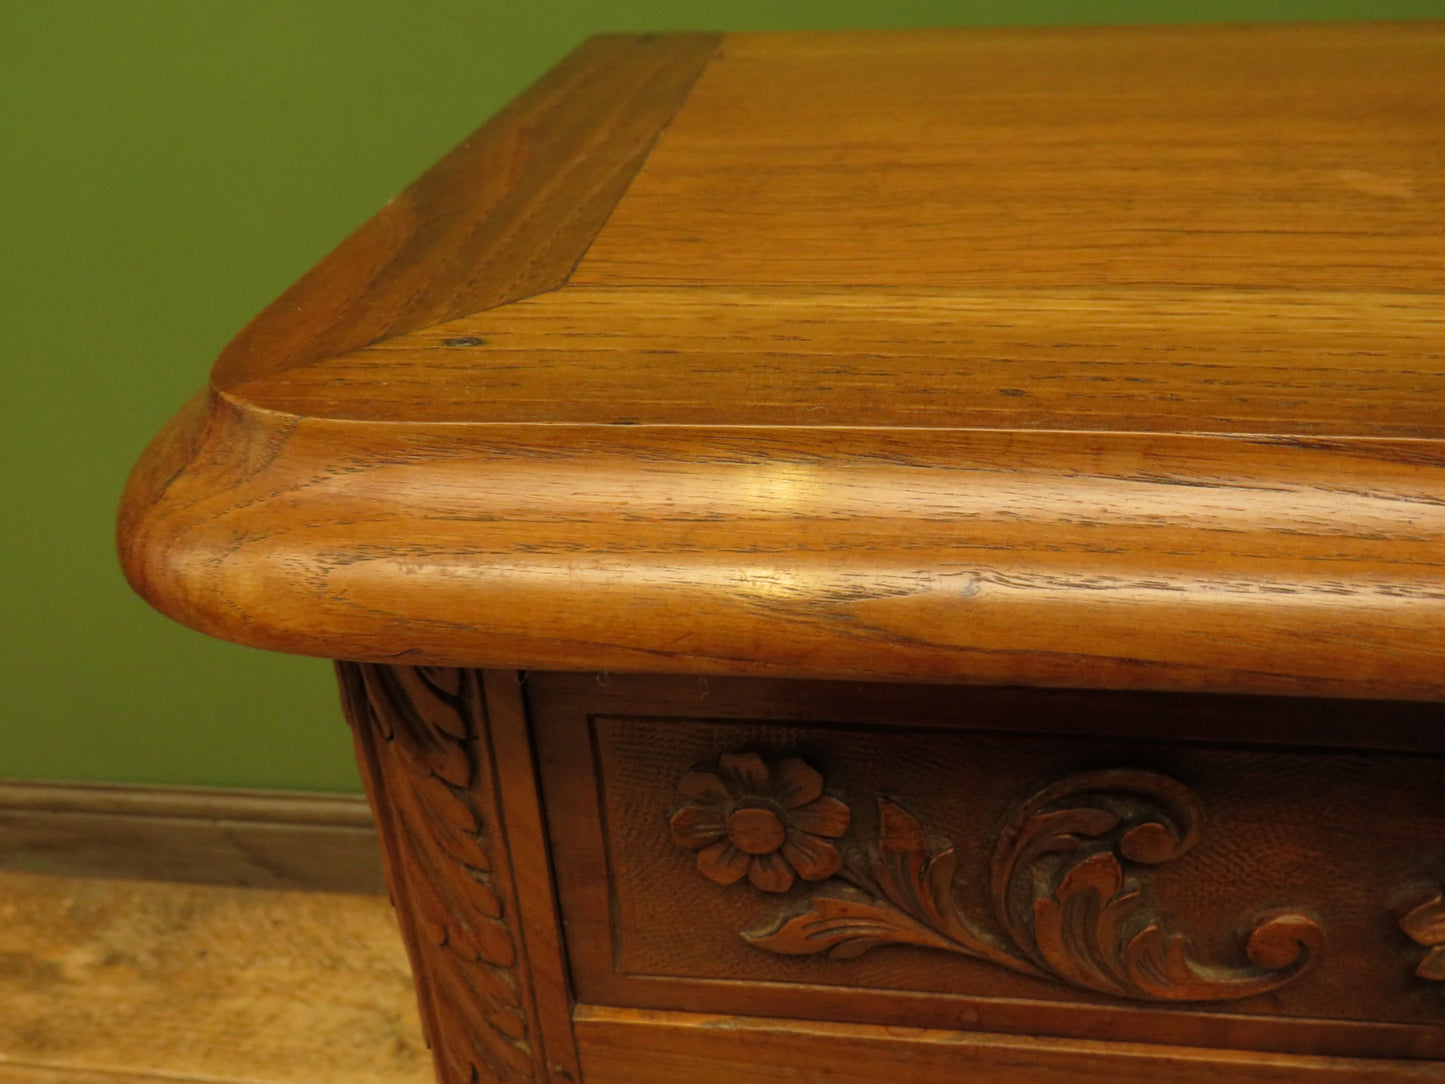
529 673 1445 1060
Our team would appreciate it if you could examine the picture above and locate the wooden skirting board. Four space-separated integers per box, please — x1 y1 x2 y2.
0 780 385 895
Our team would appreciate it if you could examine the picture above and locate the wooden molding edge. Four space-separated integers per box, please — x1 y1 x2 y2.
572 1005 1445 1084
0 779 385 895
117 394 1445 702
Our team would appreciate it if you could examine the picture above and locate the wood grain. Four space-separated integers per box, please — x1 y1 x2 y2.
0 781 383 895
482 671 583 1083
577 24 1445 294
225 23 1445 437
211 32 719 387
572 1005 1445 1084
0 871 429 1084
229 285 1445 436
0 1063 225 1084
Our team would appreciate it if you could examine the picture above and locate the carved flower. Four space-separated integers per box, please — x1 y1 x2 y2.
1400 888 1445 982
670 753 850 893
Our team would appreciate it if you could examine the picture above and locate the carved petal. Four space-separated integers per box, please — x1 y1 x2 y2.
782 831 843 881
878 796 929 855
1419 945 1445 982
748 852 796 893
1400 890 1445 947
678 770 731 802
773 758 824 808
719 752 771 795
670 803 728 850
790 795 851 838
697 840 750 885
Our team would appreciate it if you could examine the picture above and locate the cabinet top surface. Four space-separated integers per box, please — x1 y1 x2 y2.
215 21 1445 439
120 24 1445 702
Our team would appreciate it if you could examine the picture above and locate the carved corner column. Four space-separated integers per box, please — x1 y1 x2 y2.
338 664 579 1084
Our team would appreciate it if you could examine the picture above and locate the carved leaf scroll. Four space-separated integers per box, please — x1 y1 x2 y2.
1399 887 1445 983
341 664 538 1083
992 768 1324 1001
675 755 1326 1004
750 893 960 959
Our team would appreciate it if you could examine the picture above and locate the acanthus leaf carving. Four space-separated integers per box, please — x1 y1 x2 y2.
1398 887 1445 983
674 754 1326 1004
746 892 960 960
341 663 538 1083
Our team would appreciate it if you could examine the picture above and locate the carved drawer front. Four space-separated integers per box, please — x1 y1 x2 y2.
529 674 1445 1062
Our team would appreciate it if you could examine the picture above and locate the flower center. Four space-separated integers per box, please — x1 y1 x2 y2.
726 803 786 855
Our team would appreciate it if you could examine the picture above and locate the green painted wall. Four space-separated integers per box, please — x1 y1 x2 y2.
4 2 1441 792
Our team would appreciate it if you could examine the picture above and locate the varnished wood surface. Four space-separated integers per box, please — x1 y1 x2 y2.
0 781 384 894
482 671 584 1083
577 24 1445 295
0 871 428 1084
234 21 1445 436
572 1006 1445 1083
118 23 1445 701
210 32 719 388
230 285 1445 436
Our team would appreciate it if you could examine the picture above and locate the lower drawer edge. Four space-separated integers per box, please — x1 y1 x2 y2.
572 1005 1445 1084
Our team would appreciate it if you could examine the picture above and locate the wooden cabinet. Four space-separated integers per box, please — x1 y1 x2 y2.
121 22 1445 1083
